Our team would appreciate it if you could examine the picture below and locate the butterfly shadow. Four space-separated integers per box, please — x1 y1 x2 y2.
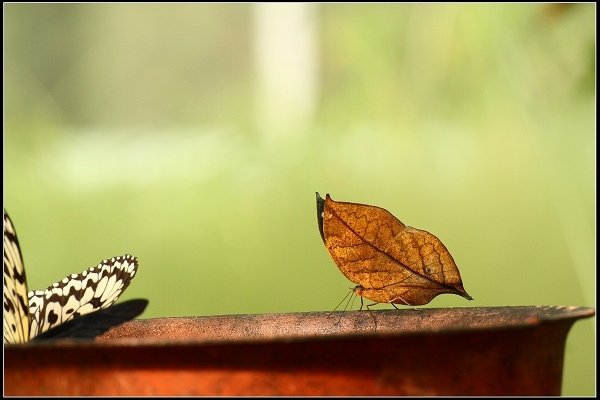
32 299 148 341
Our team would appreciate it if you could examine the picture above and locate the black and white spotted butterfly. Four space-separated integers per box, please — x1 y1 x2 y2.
3 209 142 344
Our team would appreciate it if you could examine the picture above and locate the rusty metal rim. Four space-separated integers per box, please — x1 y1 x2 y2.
6 305 594 348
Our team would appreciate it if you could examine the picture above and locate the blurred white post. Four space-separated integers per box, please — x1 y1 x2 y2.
253 3 318 143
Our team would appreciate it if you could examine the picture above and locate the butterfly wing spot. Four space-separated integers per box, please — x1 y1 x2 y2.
4 299 14 313
80 287 94 304
79 302 98 314
95 276 109 297
103 275 120 302
47 309 59 325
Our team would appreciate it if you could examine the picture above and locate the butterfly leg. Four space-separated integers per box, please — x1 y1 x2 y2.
364 301 379 329
390 294 419 311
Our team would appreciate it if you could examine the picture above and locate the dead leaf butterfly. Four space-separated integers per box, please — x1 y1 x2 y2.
316 193 472 307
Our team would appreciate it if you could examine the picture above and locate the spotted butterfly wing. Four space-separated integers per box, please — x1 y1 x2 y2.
28 254 138 338
3 209 139 343
3 211 30 344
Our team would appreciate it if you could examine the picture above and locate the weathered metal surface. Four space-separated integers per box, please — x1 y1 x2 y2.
4 306 594 396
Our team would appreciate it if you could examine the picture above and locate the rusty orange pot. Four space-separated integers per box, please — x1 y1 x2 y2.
4 305 594 395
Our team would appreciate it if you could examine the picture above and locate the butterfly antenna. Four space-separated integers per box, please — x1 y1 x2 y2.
348 290 357 311
327 288 354 317
329 288 361 328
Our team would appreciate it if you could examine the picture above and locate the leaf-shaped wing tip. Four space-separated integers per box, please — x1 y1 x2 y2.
316 192 326 242
457 285 473 301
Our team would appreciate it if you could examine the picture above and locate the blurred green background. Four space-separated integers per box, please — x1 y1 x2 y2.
3 3 595 395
